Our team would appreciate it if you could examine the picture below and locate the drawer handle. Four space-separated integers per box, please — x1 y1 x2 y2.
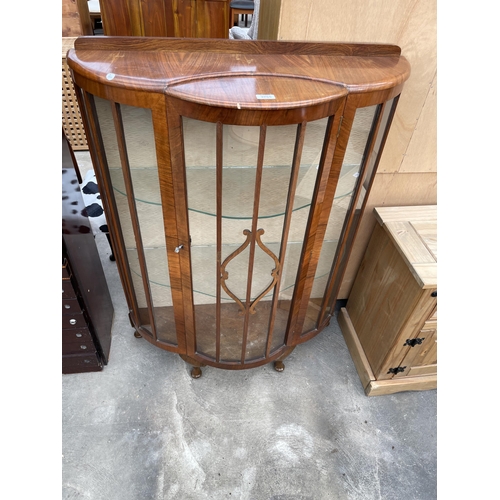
388 366 406 375
175 244 184 253
80 345 87 350
69 319 77 325
404 338 425 347
64 304 71 310
75 333 82 338
431 291 437 297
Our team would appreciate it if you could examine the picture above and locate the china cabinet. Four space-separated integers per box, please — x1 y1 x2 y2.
67 37 410 376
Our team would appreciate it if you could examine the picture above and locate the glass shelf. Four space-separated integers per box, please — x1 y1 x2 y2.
126 238 340 304
109 163 359 220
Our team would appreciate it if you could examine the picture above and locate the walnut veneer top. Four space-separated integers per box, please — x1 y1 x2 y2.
67 37 411 110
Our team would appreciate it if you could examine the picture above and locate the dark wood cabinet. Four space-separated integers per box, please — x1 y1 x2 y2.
67 37 410 376
62 131 114 374
100 0 229 38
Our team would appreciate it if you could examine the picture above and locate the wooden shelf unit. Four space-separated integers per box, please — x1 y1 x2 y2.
339 205 437 396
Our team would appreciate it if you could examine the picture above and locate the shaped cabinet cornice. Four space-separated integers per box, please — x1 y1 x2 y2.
67 37 410 376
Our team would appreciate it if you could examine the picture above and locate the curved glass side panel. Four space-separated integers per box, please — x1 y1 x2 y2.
321 98 399 321
301 105 379 334
93 96 177 345
183 117 329 363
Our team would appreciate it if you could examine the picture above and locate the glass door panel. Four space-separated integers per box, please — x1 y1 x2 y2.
183 117 329 364
93 96 176 345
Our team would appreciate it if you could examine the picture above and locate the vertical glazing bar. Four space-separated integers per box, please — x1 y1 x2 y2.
285 109 344 343
111 102 158 341
215 122 223 362
265 121 307 357
241 124 267 364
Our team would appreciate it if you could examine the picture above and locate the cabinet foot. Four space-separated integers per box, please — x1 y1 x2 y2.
274 360 285 372
180 354 205 379
273 346 295 372
134 331 142 338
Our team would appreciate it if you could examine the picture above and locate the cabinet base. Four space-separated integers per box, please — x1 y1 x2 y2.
338 308 436 396
178 347 296 376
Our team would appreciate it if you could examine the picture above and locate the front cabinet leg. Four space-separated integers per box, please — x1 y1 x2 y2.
274 360 285 372
180 354 205 379
273 346 296 372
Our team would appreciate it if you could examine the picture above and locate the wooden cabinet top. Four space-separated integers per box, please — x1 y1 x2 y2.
67 37 410 109
374 206 437 289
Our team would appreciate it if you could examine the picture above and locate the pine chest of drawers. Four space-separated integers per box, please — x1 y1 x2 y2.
339 206 437 396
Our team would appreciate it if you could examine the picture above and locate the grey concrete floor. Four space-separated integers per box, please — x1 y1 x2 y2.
62 233 437 500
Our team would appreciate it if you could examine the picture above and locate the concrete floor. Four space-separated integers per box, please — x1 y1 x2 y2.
62 232 437 500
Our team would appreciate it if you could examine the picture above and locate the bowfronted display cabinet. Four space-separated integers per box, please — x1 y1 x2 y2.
67 37 410 377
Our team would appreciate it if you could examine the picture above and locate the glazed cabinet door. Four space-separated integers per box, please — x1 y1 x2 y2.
180 117 332 364
85 95 180 348
163 79 351 367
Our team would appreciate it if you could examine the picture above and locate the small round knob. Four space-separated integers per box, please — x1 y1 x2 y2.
431 291 437 297
64 304 71 309
75 333 82 338
80 345 87 350
70 319 77 325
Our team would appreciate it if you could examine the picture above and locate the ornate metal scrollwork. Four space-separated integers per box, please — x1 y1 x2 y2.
220 228 281 315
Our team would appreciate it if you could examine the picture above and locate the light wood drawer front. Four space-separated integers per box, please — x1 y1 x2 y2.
407 364 437 377
422 319 437 330
427 305 437 320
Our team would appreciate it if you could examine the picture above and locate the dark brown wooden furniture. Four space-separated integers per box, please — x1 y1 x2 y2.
62 131 114 373
67 37 410 377
100 0 230 38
